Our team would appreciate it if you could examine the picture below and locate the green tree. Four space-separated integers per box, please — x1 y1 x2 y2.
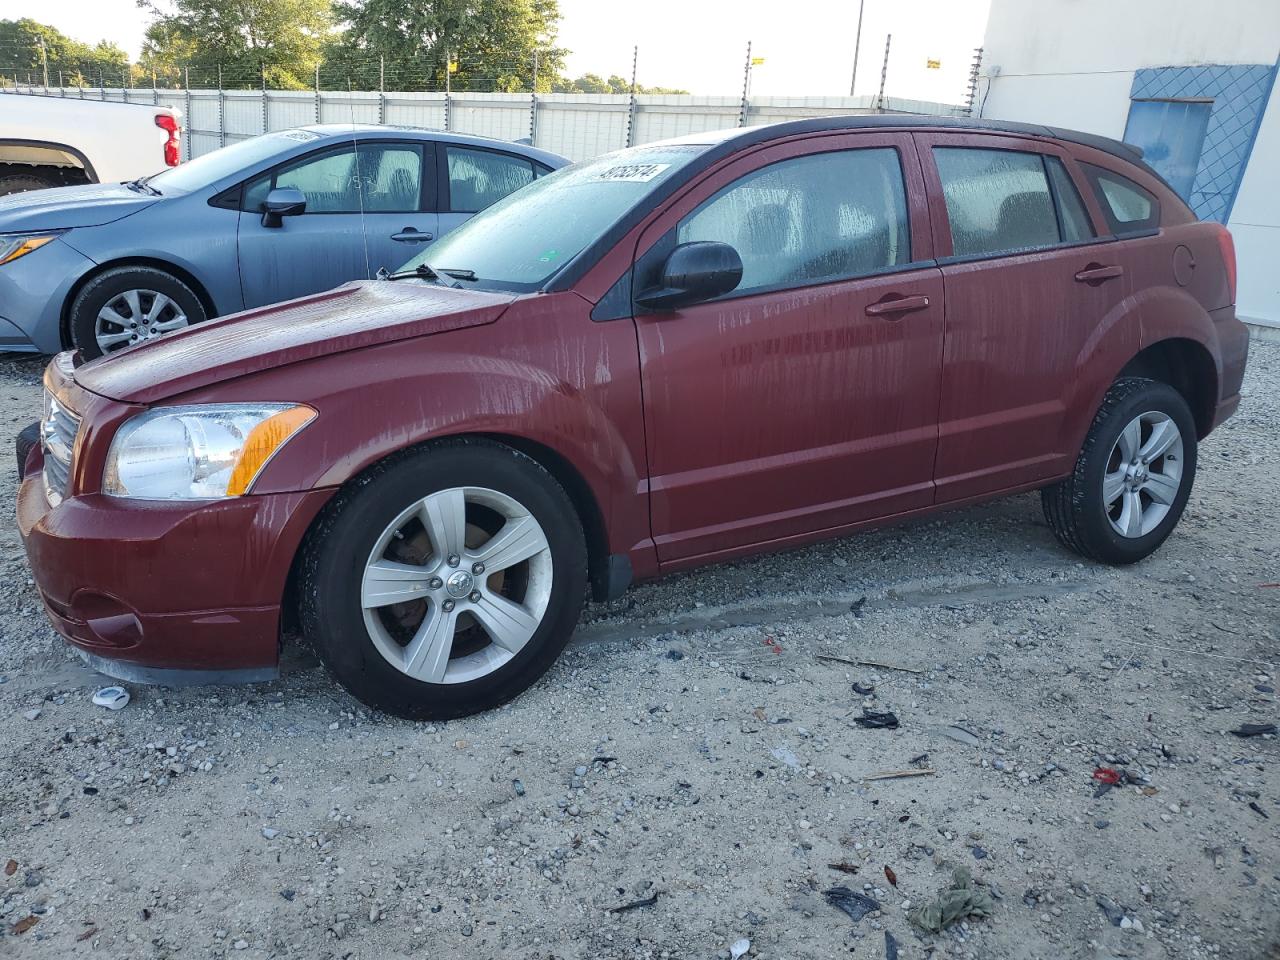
326 0 564 92
137 0 332 89
0 19 128 86
551 72 688 95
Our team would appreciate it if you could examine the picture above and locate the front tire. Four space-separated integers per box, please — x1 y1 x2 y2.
1042 377 1197 564
299 439 588 720
68 266 207 360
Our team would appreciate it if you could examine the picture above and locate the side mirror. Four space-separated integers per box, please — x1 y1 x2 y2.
261 187 307 228
635 241 743 311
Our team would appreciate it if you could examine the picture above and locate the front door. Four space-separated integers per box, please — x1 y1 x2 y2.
914 132 1130 502
632 133 945 564
237 140 438 308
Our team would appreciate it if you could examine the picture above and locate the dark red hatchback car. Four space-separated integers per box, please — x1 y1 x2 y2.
17 116 1247 719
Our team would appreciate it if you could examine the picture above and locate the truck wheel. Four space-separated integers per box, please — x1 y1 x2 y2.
0 174 56 196
299 439 588 720
1042 377 1197 564
68 266 207 360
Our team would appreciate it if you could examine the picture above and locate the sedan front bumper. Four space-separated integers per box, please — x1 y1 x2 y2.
0 236 97 354
17 441 333 680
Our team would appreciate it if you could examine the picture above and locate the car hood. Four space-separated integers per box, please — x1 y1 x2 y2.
74 280 518 405
0 181 161 231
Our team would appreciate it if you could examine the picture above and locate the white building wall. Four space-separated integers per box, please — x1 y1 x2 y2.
979 0 1280 325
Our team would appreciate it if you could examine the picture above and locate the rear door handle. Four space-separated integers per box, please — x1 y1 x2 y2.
865 294 931 317
1074 263 1123 284
392 228 433 242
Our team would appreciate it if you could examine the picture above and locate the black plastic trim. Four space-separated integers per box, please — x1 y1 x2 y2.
592 553 633 602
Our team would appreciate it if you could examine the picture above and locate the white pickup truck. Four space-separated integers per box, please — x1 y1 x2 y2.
0 92 182 196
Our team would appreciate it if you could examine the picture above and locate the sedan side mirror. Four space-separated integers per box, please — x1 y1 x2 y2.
261 187 307 228
635 241 743 311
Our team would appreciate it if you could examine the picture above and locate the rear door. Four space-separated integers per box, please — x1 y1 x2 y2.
631 133 945 563
915 132 1129 502
237 140 438 308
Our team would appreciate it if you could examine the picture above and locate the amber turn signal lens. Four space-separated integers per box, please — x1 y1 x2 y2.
225 405 316 496
0 234 56 266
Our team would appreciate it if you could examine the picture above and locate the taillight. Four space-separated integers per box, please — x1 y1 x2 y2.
154 113 181 167
1214 223 1237 305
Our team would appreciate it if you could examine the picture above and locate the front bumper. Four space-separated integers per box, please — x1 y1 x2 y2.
17 443 333 677
0 236 97 354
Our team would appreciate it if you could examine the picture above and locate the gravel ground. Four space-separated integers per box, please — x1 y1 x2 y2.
0 343 1277 960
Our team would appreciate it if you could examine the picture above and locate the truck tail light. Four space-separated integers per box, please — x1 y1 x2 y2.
155 113 181 167
1214 222 1236 305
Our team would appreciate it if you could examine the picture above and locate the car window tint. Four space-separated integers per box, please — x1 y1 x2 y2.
274 147 362 212
1082 163 1160 235
676 148 910 296
934 147 1060 257
358 143 423 212
1044 157 1094 243
447 147 535 212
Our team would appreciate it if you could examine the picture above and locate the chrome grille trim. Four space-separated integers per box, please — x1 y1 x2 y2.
41 391 81 506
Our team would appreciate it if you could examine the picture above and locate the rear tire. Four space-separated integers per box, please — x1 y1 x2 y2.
299 439 588 720
1042 377 1197 564
68 266 207 360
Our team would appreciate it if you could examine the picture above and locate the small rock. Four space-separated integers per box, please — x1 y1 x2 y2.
262 827 280 840
22 708 40 721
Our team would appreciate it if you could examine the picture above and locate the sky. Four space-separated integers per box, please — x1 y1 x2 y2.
21 0 992 103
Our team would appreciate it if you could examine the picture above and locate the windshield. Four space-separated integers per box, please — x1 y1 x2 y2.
145 129 321 194
397 144 707 290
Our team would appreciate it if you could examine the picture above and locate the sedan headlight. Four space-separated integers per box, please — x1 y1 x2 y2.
104 404 316 499
0 231 61 266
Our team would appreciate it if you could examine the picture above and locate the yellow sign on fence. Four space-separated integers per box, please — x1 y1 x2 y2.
926 59 941 69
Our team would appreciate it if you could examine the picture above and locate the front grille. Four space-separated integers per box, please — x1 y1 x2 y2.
41 390 80 506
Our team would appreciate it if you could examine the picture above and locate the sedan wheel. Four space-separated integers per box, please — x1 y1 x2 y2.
301 439 587 720
96 289 190 354
361 486 553 685
1103 411 1184 539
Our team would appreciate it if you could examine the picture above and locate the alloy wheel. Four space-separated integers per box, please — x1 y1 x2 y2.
361 486 553 684
1103 410 1184 538
95 289 189 354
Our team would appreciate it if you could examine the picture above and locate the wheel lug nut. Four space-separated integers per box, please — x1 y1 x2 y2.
469 591 481 602
472 562 485 575
428 576 443 589
447 554 460 567
442 599 455 612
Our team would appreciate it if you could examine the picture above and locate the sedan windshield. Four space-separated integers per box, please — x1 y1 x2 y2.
144 129 321 194
397 144 707 290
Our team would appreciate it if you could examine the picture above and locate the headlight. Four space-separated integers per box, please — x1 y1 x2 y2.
104 404 316 499
0 232 61 266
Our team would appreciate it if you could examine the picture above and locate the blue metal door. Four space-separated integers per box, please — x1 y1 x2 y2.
1123 99 1211 201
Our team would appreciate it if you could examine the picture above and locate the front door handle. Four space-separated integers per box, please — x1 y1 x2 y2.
865 294 931 317
1074 263 1123 284
392 228 434 242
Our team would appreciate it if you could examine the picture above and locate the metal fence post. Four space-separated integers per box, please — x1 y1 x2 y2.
217 65 225 147
625 45 638 147
738 41 752 127
529 93 537 143
122 68 129 103
444 91 451 131
314 64 321 123
100 70 105 100
379 56 386 124
260 63 268 133
876 34 891 112
184 67 192 160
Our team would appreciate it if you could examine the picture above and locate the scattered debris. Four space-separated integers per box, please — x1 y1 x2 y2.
512 778 525 797
853 708 900 730
1230 722 1277 738
664 648 684 661
92 685 130 710
827 862 860 875
1092 767 1122 785
941 725 982 747
76 926 98 942
817 655 923 674
770 744 800 770
824 886 881 923
852 681 876 696
730 937 751 959
907 867 994 933
885 930 901 960
763 635 783 655
261 827 280 840
1248 801 1268 819
4 859 16 876
971 845 988 860
850 596 867 618
884 865 898 887
22 708 40 721
865 768 935 782
608 892 659 914
10 915 39 935
1096 894 1126 926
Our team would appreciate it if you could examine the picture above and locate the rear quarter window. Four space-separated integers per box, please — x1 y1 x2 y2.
1081 163 1161 236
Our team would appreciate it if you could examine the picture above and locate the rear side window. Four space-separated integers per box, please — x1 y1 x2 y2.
1044 157 1094 243
675 147 911 296
933 147 1062 257
447 147 536 212
1081 163 1160 236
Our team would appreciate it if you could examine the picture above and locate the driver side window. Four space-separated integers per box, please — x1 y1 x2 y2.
676 147 911 297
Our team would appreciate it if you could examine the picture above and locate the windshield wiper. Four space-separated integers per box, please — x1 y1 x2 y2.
379 262 443 282
438 268 477 281
124 175 161 196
